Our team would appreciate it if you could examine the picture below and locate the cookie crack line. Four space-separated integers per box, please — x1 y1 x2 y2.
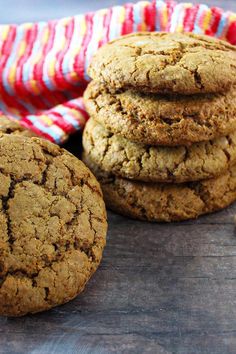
83 119 236 183
89 32 236 95
0 265 90 305
0 170 105 295
0 161 102 261
88 84 231 127
0 177 101 261
1 180 16 252
84 78 236 146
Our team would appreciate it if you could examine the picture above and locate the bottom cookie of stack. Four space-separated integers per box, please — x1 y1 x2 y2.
83 154 236 222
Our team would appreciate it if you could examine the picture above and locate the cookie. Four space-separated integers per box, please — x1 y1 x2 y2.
84 81 236 146
83 153 236 222
83 118 236 183
88 32 236 95
0 135 107 317
0 116 35 137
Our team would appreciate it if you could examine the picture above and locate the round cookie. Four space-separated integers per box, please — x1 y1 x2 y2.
83 154 236 222
0 116 36 137
88 32 236 95
83 118 236 183
84 81 236 146
0 135 107 317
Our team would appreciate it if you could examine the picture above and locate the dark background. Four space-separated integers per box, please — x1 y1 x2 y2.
1 1 236 354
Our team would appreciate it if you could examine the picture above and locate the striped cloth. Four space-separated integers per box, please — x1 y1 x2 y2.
1 0 236 144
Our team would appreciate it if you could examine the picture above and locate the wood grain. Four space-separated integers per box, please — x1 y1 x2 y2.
1 1 236 353
1 206 236 354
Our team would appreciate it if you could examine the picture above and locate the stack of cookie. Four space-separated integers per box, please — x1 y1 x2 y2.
83 32 236 222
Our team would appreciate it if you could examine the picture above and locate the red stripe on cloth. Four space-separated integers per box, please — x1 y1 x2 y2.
166 0 177 31
74 12 94 82
0 90 29 114
47 112 74 133
54 19 75 90
11 24 52 113
15 25 38 95
121 3 134 35
64 102 89 120
20 116 55 141
99 8 112 47
183 5 199 32
144 2 156 32
32 21 57 100
206 7 223 36
0 26 17 92
227 21 236 45
0 25 16 57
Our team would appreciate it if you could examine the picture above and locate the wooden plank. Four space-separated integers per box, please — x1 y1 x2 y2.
1 210 236 353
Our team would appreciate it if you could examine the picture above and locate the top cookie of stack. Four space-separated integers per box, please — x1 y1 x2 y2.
86 32 236 146
88 32 236 95
83 32 236 222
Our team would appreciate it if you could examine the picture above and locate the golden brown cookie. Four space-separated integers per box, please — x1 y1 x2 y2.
84 81 236 146
83 153 236 222
0 135 107 317
83 118 236 183
88 32 236 95
0 116 36 137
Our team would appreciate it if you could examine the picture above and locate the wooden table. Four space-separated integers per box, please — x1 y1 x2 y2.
1 1 236 353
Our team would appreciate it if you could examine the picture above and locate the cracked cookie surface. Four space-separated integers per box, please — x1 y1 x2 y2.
83 153 236 222
0 135 107 317
0 116 36 137
88 32 236 95
84 81 236 146
83 119 236 183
